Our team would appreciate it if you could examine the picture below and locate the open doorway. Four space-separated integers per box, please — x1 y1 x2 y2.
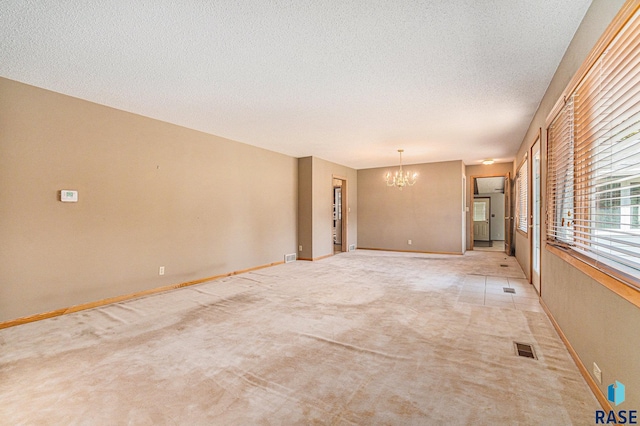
472 176 507 252
332 176 347 254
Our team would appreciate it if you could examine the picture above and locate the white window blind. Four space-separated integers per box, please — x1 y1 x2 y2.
547 8 640 284
517 159 528 233
473 202 486 222
548 97 575 245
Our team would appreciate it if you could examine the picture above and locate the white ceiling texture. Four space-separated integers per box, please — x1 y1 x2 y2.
0 0 592 169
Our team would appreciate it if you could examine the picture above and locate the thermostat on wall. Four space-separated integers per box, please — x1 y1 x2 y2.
60 190 78 202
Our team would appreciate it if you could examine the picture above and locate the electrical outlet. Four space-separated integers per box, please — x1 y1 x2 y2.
299 245 302 252
159 266 165 276
593 362 602 384
408 239 412 245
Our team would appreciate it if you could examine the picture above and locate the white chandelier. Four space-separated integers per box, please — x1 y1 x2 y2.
385 149 417 190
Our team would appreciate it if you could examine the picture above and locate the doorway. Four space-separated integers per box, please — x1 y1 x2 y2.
332 176 348 254
472 176 507 252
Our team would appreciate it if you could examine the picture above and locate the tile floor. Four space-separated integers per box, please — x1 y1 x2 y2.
457 274 542 312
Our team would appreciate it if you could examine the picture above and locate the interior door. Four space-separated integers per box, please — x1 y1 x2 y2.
473 198 491 241
531 141 541 292
504 172 512 255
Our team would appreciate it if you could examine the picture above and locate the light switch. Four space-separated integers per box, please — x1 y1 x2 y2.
60 190 78 202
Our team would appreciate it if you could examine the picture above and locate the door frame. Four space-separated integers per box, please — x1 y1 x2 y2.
530 134 542 293
332 175 348 253
470 174 511 253
504 172 512 255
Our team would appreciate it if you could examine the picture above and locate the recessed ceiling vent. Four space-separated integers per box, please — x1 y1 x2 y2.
284 253 296 263
503 287 516 294
514 342 537 359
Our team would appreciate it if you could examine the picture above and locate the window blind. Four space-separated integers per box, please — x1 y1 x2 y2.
517 159 528 233
547 97 575 245
547 8 640 284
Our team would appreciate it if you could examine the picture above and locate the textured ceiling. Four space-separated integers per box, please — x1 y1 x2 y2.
476 177 505 194
0 0 592 169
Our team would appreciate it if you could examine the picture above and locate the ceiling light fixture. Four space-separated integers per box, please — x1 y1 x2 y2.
482 159 495 165
385 149 417 190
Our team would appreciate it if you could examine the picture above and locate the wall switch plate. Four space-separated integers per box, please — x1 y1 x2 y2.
593 362 602 384
408 239 412 245
299 245 302 252
159 266 165 276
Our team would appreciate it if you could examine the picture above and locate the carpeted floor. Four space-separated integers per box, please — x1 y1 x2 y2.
0 250 598 424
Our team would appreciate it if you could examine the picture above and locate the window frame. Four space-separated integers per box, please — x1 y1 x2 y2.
516 157 529 236
545 0 640 300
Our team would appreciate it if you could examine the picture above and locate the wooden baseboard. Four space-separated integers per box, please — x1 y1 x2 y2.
0 260 284 330
313 253 334 261
358 247 463 255
539 298 613 412
298 253 335 261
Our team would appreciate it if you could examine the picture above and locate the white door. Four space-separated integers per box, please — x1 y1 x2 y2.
473 198 491 241
531 140 541 293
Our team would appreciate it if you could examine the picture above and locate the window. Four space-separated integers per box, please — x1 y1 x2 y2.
548 98 575 244
473 201 486 222
595 180 621 230
632 183 640 229
547 8 640 286
516 159 528 233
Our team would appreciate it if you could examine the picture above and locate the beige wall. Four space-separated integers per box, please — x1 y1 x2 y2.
465 162 513 251
513 0 640 409
513 232 529 281
297 156 358 260
297 157 313 260
358 160 464 254
311 157 358 259
0 78 298 322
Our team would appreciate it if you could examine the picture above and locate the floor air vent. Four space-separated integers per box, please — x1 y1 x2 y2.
348 244 356 251
514 342 537 359
284 253 296 263
503 287 516 294
500 264 509 267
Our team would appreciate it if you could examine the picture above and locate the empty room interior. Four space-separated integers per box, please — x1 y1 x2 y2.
1 0 639 424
